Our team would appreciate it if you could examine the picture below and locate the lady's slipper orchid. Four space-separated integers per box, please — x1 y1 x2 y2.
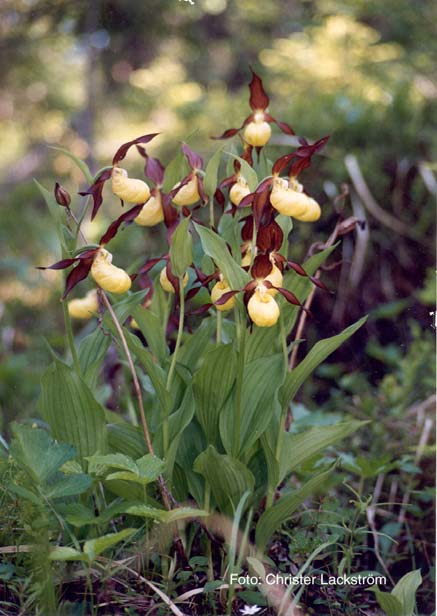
229 175 251 206
160 265 189 294
211 278 235 312
172 174 201 207
171 144 207 208
111 167 150 204
247 287 280 327
91 248 132 294
134 189 164 226
212 68 294 148
67 289 99 319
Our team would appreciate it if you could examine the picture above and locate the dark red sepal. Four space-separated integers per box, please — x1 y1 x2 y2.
137 146 165 186
165 261 180 295
253 187 270 228
181 143 203 170
78 168 112 220
257 220 283 252
248 67 269 111
62 259 93 299
99 204 144 246
251 254 273 279
277 287 301 306
272 153 295 175
215 289 239 306
211 127 242 140
138 256 164 276
37 258 77 271
112 133 159 166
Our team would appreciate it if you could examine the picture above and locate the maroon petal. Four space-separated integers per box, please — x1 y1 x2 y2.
99 203 144 246
181 143 203 170
277 287 301 306
272 153 296 176
257 220 283 252
62 259 93 299
138 256 165 276
165 261 180 295
37 257 78 271
211 127 242 140
78 168 112 220
248 67 269 111
215 289 239 306
253 187 270 228
214 188 226 210
251 254 273 279
197 176 209 205
137 146 165 186
112 133 159 166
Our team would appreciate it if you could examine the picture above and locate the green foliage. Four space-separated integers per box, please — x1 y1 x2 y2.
370 569 422 616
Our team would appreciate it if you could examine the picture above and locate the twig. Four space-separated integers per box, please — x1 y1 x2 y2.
366 473 395 586
344 154 418 239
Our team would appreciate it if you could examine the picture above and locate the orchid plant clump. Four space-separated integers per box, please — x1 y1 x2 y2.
34 68 367 591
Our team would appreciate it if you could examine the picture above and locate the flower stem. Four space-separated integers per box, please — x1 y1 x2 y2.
62 289 81 376
164 277 185 453
209 197 214 228
233 309 246 458
216 310 222 344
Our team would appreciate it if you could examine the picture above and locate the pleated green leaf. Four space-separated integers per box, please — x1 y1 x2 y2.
392 569 422 616
204 144 224 197
170 216 193 277
83 528 137 562
279 420 368 482
194 445 255 515
255 466 333 550
130 305 168 363
193 344 236 445
280 316 367 408
194 223 250 290
78 327 111 389
39 359 107 463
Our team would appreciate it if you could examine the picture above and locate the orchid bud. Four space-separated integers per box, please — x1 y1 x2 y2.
211 279 235 312
172 175 200 207
91 248 131 294
243 112 271 147
248 287 280 327
54 182 71 208
159 267 188 294
134 191 164 226
111 167 150 204
67 289 98 319
229 175 251 206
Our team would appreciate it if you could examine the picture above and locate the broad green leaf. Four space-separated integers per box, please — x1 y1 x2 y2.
194 223 250 290
162 149 189 193
194 445 255 515
44 473 92 499
219 355 284 456
226 153 258 192
110 291 147 324
204 145 224 197
10 424 75 483
279 420 368 483
255 466 333 550
126 505 209 523
7 483 42 505
276 215 293 257
260 435 280 492
120 326 171 415
39 359 107 463
131 305 168 363
86 453 139 475
369 588 403 616
170 216 193 277
108 422 146 459
280 317 367 408
62 503 96 527
49 547 85 562
49 146 93 184
83 528 136 562
78 328 111 389
135 454 165 482
391 569 422 616
193 344 236 445
178 318 215 370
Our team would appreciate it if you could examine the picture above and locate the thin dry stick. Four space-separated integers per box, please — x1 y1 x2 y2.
366 473 395 586
289 278 318 372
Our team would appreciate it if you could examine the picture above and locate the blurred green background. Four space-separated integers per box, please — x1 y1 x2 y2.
0 0 436 427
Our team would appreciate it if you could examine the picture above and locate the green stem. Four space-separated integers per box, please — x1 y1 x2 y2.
209 197 215 228
62 300 81 375
164 277 185 453
216 311 222 345
233 310 245 458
